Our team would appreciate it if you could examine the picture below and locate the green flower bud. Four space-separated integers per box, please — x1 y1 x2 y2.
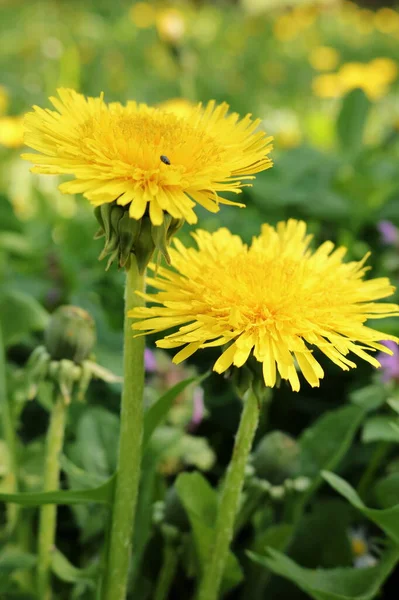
252 431 300 485
44 306 96 364
94 202 184 272
163 486 190 533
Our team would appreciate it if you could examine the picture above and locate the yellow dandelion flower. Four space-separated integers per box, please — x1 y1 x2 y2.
309 46 340 72
131 220 399 392
22 88 273 226
0 116 25 148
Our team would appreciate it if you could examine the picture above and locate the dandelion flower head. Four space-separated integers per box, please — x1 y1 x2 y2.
131 220 399 391
22 88 273 225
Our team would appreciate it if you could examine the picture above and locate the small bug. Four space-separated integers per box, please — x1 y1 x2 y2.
160 155 171 165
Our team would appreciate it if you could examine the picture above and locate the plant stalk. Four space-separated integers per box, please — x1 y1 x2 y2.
37 392 67 600
0 323 19 532
154 542 179 600
197 390 261 600
102 256 146 600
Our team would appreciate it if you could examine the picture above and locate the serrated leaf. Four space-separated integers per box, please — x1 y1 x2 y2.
361 415 399 443
248 545 399 600
336 89 370 154
323 471 399 545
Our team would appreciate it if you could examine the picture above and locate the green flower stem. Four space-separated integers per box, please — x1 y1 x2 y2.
102 255 146 600
0 323 19 531
197 390 261 600
154 542 179 600
37 392 67 600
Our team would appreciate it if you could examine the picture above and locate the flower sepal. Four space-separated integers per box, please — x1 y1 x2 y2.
94 202 184 272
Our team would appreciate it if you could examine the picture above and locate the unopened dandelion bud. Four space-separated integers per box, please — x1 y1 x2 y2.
163 486 190 533
252 431 300 485
44 306 96 364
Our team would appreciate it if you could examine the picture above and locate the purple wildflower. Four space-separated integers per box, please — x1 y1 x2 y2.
377 221 399 246
144 348 157 373
377 340 399 383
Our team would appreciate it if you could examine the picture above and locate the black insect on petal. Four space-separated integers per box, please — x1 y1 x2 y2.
160 155 171 165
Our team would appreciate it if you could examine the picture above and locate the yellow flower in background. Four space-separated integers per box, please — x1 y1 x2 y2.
312 73 341 98
313 58 397 100
0 86 9 115
129 2 156 29
374 7 399 35
22 88 273 225
309 46 340 72
0 116 24 148
131 220 399 392
156 7 186 45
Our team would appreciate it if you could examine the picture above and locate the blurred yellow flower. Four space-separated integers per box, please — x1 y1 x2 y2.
131 220 399 392
22 88 273 225
0 86 9 115
313 58 397 101
374 7 399 34
273 14 298 42
156 7 186 45
309 46 340 72
312 73 341 98
129 2 156 29
0 116 24 148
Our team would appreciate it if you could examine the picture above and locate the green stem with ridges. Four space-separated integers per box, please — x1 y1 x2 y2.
102 255 146 600
37 392 67 600
197 390 261 600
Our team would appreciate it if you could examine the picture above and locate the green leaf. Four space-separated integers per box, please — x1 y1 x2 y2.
0 289 49 347
362 415 399 443
0 550 36 573
248 545 399 600
387 398 399 415
175 472 243 595
374 472 399 509
143 376 203 449
350 385 386 412
299 404 366 489
71 407 119 477
336 89 370 154
0 475 115 506
51 548 97 585
323 471 399 545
